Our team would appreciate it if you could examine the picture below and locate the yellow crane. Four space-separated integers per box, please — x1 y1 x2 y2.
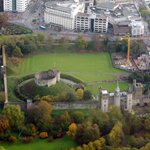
121 34 150 65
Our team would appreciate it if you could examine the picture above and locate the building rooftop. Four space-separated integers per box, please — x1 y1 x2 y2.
91 3 141 23
45 1 79 13
96 2 119 11
101 89 108 94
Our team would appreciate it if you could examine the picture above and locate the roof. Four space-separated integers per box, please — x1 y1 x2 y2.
45 1 79 13
96 2 119 11
101 90 108 94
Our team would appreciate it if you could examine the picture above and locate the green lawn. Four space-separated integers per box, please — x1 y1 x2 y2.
7 52 129 98
86 82 130 96
9 53 124 81
2 136 77 150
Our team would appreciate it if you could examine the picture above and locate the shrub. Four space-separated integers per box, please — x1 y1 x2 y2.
22 136 33 144
39 132 48 139
83 90 92 100
8 136 17 143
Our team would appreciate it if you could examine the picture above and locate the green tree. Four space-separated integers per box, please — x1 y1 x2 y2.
108 106 123 123
2 105 24 130
144 114 150 131
89 110 110 135
123 112 142 134
59 37 70 50
75 122 100 145
65 92 77 102
0 92 5 103
36 32 45 42
73 111 84 123
13 46 23 57
75 35 88 50
55 111 71 132
83 90 92 100
27 101 52 131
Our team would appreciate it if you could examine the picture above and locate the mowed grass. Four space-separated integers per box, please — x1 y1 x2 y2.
86 82 130 96
10 53 124 82
2 136 77 150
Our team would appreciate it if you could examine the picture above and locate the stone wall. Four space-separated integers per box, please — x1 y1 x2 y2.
49 101 101 110
5 100 101 111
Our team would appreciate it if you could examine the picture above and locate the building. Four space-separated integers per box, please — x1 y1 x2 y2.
75 12 108 32
44 0 85 30
130 21 144 37
35 70 60 87
96 0 135 4
113 21 131 35
0 0 4 12
3 0 30 12
99 83 133 112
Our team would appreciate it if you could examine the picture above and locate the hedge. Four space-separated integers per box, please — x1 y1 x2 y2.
60 73 83 84
14 74 34 101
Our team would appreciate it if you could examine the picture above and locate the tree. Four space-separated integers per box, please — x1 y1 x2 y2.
89 110 110 135
67 123 77 137
0 13 9 29
140 142 150 150
123 112 142 134
76 88 84 100
144 114 150 131
0 92 5 103
108 106 123 123
13 46 23 57
90 35 102 51
108 121 123 147
59 37 70 50
93 137 105 150
0 115 9 136
27 101 52 131
57 111 71 132
72 111 84 123
65 92 77 102
83 90 92 100
2 105 24 130
75 122 100 144
75 35 88 50
36 32 45 42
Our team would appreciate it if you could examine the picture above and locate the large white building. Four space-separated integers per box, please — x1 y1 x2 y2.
44 0 85 30
75 13 108 33
3 0 30 12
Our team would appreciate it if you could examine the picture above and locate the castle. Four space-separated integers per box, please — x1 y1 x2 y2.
99 80 150 113
35 70 60 87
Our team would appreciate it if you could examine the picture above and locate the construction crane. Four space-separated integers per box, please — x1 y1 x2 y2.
121 34 150 65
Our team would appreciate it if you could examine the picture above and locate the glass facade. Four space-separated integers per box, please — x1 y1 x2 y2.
12 0 16 11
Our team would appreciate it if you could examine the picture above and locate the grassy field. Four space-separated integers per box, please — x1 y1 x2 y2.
9 53 123 81
7 52 129 98
2 136 77 150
